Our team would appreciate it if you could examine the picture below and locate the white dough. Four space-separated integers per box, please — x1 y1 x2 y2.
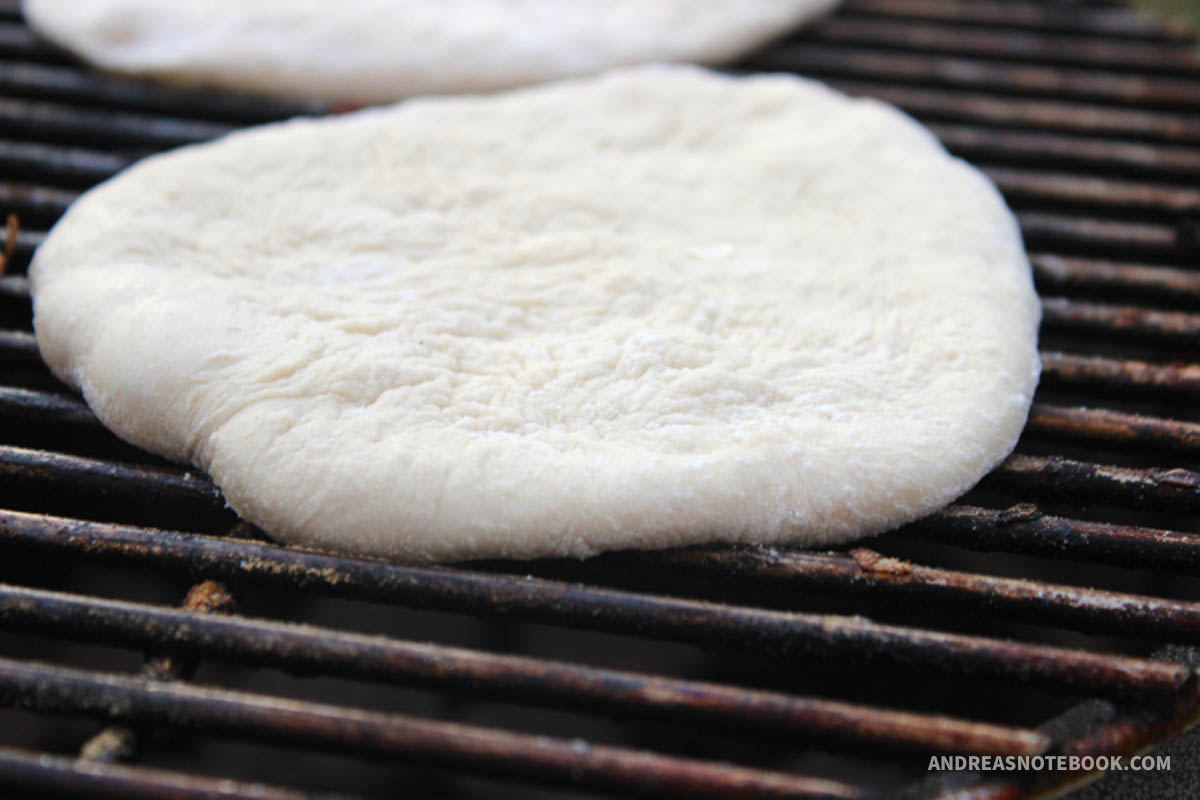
22 0 837 103
31 66 1040 562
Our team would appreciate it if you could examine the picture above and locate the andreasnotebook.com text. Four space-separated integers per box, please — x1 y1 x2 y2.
928 755 1170 772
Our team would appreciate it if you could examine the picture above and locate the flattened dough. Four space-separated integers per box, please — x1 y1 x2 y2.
23 0 837 103
31 66 1040 562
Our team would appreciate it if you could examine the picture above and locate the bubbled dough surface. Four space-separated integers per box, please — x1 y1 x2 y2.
31 66 1040 561
23 0 837 103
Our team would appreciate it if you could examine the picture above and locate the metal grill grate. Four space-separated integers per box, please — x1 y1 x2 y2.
1 0 1200 797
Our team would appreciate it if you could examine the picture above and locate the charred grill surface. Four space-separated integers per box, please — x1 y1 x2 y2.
2 0 1200 797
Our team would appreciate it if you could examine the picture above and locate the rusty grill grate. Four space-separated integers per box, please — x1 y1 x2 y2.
1 0 1200 797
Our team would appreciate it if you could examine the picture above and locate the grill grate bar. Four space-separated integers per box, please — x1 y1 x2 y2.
982 454 1200 515
0 329 38 365
1041 297 1200 346
0 96 233 149
748 44 1200 110
1016 212 1181 258
0 27 47 65
932 124 1200 181
0 58 325 122
6 229 41 272
0 444 224 508
986 167 1200 216
805 17 1200 74
905 505 1200 574
0 510 1191 696
0 582 1051 756
610 546 1200 644
840 0 1194 42
1041 351 1200 398
0 746 340 800
1026 403 1200 455
0 182 74 226
828 80 1200 144
0 657 868 800
0 274 28 297
0 386 97 426
0 138 131 187
1032 255 1200 309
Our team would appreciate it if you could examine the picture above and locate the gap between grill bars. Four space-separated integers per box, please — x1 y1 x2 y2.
3 0 1200 798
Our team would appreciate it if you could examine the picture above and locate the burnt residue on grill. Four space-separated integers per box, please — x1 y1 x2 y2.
2 0 1200 797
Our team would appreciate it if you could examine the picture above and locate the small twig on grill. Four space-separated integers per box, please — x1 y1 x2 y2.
142 581 237 681
0 215 18 276
78 581 236 764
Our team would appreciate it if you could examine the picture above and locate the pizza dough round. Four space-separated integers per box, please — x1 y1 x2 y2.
23 0 838 103
31 66 1040 562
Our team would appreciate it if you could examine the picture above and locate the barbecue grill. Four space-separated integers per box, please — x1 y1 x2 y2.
1 0 1199 797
